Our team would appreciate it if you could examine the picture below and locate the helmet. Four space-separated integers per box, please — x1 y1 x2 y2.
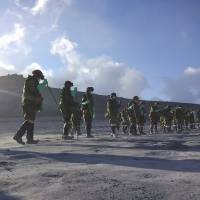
32 70 44 80
133 96 139 101
87 87 94 92
65 80 73 87
111 92 116 97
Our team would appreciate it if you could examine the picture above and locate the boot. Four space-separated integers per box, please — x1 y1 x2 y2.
13 120 29 145
86 123 93 138
26 122 38 144
62 123 73 140
13 135 25 145
111 126 117 138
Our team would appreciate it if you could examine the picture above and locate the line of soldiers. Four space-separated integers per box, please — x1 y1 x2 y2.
13 69 200 145
106 93 200 137
13 70 95 145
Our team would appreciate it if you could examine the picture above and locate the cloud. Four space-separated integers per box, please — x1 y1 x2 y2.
21 62 53 78
50 36 148 97
15 0 49 16
0 61 15 76
0 24 24 50
31 0 49 15
184 66 200 76
0 23 30 76
0 62 15 71
164 66 200 103
50 36 79 65
14 0 72 37
0 23 31 56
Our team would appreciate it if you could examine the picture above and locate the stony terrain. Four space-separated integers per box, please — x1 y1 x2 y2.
0 117 200 200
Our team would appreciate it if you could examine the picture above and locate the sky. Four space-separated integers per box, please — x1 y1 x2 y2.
0 0 200 103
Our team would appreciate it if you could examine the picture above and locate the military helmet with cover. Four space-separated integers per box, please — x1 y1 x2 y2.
87 87 94 92
32 70 44 80
64 80 73 87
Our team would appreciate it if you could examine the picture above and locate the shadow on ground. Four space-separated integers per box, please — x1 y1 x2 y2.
0 192 19 200
1 149 200 173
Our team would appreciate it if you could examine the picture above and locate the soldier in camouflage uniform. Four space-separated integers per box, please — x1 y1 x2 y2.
81 87 94 138
13 70 45 145
161 105 173 133
184 109 190 130
175 105 184 133
71 102 82 139
139 101 146 134
189 110 195 129
149 103 160 134
120 107 129 134
59 81 75 140
106 93 121 137
196 108 200 128
127 96 142 135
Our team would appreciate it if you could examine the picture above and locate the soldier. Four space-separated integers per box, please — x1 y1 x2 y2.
161 105 173 133
149 103 160 134
139 101 146 134
196 108 200 128
106 93 121 137
59 80 75 140
71 102 82 139
81 87 94 138
127 96 142 135
184 109 190 130
13 70 45 144
175 105 184 133
189 110 195 129
172 109 177 132
120 107 129 134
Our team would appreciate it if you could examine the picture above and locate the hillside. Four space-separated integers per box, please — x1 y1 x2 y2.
0 74 199 119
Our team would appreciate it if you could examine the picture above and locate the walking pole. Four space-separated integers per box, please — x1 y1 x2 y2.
47 86 59 107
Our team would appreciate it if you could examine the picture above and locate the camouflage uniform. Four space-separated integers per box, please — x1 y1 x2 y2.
189 111 195 129
184 110 190 130
139 102 146 134
106 93 121 137
120 108 129 134
161 106 173 133
196 109 200 128
81 87 94 138
71 102 82 139
149 104 160 134
175 106 184 133
59 81 75 139
127 96 142 135
13 70 44 145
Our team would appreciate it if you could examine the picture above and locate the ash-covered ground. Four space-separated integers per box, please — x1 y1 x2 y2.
0 117 200 200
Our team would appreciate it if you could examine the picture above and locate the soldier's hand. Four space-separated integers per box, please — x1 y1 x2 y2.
43 79 48 86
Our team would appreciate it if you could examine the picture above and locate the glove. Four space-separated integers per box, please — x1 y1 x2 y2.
71 87 78 98
37 79 48 92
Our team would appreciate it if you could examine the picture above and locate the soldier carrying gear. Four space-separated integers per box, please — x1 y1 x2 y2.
149 103 160 134
120 107 129 134
196 108 200 128
70 102 82 139
59 80 75 140
81 87 94 138
127 96 142 135
106 92 121 137
161 105 173 133
183 109 190 130
189 110 195 129
139 101 146 134
13 69 45 145
175 105 184 133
